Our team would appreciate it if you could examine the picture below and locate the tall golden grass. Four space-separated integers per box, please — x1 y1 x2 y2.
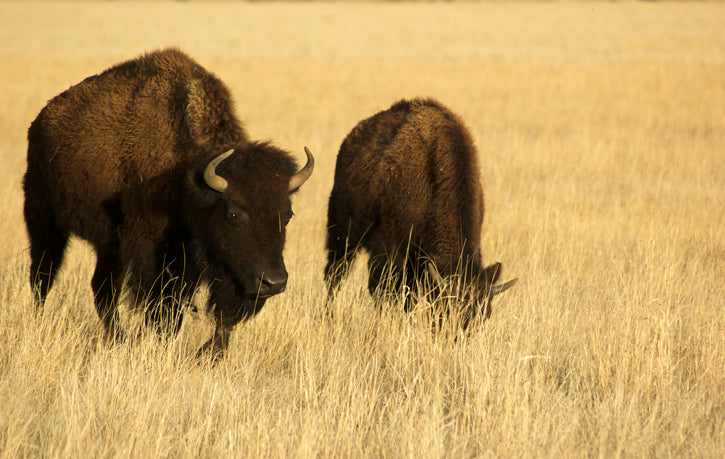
1 1 723 457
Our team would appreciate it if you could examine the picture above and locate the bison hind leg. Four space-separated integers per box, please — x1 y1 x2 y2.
24 193 70 307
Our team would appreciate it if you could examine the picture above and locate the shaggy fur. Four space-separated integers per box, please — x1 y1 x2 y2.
24 48 309 359
325 98 510 326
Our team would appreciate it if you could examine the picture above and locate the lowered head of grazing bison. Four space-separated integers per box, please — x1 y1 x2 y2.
23 48 314 360
424 259 518 329
324 97 516 329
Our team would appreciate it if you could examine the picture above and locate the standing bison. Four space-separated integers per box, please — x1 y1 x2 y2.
23 48 314 359
325 98 515 328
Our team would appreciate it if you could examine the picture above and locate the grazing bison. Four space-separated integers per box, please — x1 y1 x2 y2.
23 48 314 359
324 98 516 328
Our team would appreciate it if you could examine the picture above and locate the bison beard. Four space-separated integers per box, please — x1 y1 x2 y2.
23 48 313 361
324 97 516 329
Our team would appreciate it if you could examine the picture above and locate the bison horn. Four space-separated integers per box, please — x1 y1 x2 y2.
490 278 518 296
203 149 234 193
289 147 315 192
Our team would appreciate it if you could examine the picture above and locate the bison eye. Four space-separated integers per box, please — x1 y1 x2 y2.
227 209 249 225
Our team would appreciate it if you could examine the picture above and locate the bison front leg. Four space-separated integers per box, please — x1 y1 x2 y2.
195 294 237 362
324 240 357 298
24 183 70 308
196 324 231 363
196 305 248 362
141 264 188 337
144 299 185 336
324 215 364 299
91 252 125 342
195 293 260 362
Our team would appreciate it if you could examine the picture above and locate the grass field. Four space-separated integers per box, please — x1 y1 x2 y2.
1 1 724 457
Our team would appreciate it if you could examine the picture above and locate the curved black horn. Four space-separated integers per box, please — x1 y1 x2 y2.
203 149 234 193
289 147 315 192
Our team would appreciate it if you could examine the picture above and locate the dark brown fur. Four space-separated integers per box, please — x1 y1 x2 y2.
325 98 511 327
24 48 310 359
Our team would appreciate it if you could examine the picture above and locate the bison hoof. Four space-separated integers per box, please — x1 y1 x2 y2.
103 326 126 344
195 339 226 364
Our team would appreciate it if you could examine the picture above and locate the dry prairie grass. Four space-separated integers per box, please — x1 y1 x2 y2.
0 1 723 457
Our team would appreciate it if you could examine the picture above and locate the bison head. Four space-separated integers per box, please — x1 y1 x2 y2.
184 141 314 304
426 261 517 328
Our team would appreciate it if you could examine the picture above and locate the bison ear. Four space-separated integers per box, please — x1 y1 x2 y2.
484 262 518 297
482 262 502 285
186 169 217 208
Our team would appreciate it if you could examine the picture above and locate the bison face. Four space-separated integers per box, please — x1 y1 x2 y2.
427 261 517 328
208 192 292 299
185 143 314 302
470 262 518 323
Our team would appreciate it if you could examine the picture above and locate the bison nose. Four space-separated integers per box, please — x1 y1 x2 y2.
257 271 287 296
